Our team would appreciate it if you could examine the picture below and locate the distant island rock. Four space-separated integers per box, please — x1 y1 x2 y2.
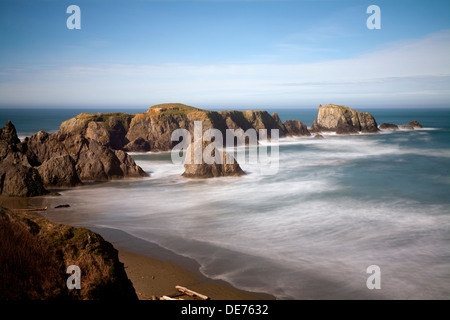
0 121 148 197
0 207 137 300
60 103 311 153
379 123 399 130
399 120 423 130
310 104 379 134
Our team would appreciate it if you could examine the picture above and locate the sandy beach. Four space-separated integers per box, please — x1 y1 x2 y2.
91 227 275 300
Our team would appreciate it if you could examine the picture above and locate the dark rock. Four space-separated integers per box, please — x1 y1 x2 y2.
0 123 49 197
314 134 324 139
123 138 151 152
0 121 21 145
408 120 423 128
284 120 311 136
38 155 82 188
25 131 148 183
0 207 138 300
55 204 71 208
60 113 134 150
0 161 48 197
379 123 399 130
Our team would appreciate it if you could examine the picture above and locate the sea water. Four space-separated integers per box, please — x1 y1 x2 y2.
1 107 449 299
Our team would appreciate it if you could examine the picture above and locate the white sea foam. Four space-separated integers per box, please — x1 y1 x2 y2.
42 129 450 299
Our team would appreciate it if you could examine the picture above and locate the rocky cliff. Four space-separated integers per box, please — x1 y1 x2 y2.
0 207 137 300
60 103 311 153
0 121 148 197
310 104 379 134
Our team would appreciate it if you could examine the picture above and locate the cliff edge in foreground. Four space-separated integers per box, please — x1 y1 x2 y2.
0 207 138 300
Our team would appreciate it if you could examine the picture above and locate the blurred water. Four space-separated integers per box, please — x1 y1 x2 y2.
3 107 450 299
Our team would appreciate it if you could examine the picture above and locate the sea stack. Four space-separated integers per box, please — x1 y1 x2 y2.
182 139 245 179
310 104 379 134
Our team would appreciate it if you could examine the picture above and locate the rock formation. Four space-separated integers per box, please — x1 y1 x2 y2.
0 123 49 197
0 207 137 300
408 120 423 128
284 120 311 136
60 103 310 153
379 123 399 130
400 120 423 129
0 121 148 197
182 140 245 178
310 104 379 134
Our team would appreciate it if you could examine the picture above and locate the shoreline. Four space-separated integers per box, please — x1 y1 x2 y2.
89 227 275 300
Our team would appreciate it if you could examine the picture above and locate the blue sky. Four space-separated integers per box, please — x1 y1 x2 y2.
1 0 450 109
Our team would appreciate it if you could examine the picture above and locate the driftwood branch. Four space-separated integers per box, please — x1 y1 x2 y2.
175 286 210 300
12 207 48 212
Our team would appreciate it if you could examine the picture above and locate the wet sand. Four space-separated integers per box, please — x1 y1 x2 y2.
0 197 275 300
86 227 275 300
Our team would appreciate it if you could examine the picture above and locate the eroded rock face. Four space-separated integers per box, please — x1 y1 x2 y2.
60 104 305 153
310 104 379 134
60 113 134 150
182 140 245 178
25 131 148 183
284 120 311 136
0 121 147 197
0 123 48 197
0 207 138 300
0 121 21 145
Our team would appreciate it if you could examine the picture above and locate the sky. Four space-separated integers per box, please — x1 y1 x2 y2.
0 0 450 109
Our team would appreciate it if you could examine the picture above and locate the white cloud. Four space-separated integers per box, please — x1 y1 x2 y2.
1 30 450 108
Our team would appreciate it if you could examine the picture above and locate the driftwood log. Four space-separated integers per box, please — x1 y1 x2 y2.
176 286 210 300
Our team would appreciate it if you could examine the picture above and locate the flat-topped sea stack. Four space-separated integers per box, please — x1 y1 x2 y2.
60 103 311 153
310 104 379 134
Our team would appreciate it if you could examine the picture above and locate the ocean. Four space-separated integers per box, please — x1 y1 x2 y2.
1 107 450 299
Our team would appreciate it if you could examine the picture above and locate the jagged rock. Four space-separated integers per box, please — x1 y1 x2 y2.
408 120 423 128
311 104 379 134
0 121 21 145
284 120 311 136
0 122 48 197
60 113 133 150
37 155 82 188
241 110 285 138
123 138 151 152
272 112 286 131
182 141 245 178
25 131 148 183
62 104 290 152
379 123 399 130
0 162 48 197
0 207 137 300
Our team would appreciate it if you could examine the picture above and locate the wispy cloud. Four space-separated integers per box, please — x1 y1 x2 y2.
1 30 449 108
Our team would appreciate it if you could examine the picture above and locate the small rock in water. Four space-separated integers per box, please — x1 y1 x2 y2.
55 204 70 208
408 120 423 128
314 134 324 139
